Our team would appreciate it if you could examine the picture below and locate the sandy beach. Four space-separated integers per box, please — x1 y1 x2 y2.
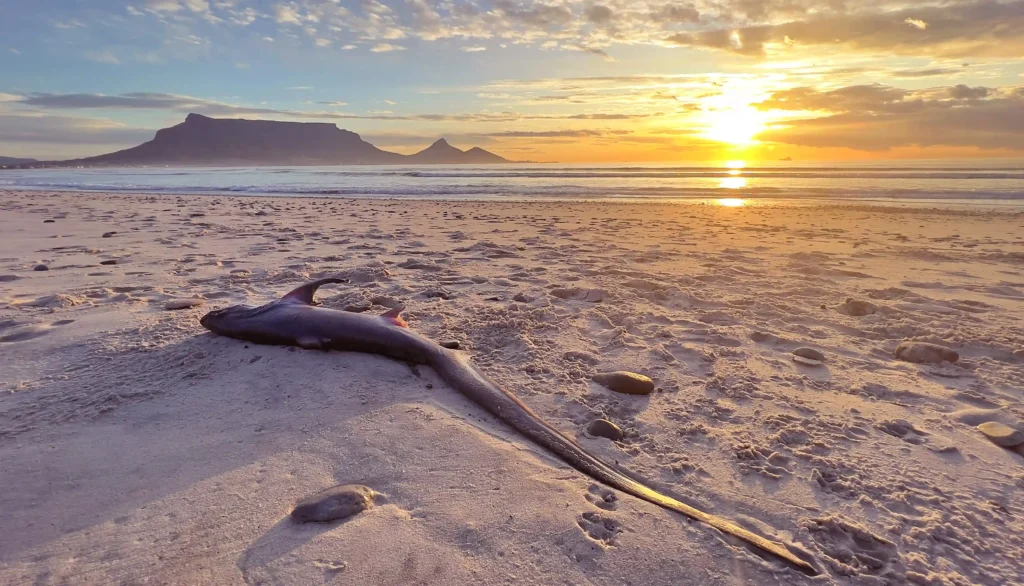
1 189 1023 585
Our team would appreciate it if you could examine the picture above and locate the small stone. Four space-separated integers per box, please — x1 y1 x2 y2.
43 219 55 223
592 371 655 396
100 260 118 266
793 347 826 362
513 292 535 303
440 340 461 350
164 298 205 310
102 231 116 238
977 422 1024 448
792 355 823 367
551 287 606 303
291 484 376 523
33 264 49 271
1013 349 1024 361
839 298 877 316
587 419 624 441
895 341 959 364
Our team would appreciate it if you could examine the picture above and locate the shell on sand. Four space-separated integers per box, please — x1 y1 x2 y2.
977 422 1024 448
291 484 377 523
164 298 206 310
894 341 959 364
592 371 655 395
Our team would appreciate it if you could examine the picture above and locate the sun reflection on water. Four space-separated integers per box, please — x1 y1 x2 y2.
716 198 746 207
719 176 747 189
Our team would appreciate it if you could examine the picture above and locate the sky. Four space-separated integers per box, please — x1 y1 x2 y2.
2 0 1024 162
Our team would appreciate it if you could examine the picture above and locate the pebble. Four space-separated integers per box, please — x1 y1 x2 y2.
440 340 461 350
894 341 959 364
839 298 877 316
592 371 655 395
100 260 118 266
102 231 117 238
513 292 535 303
33 264 49 271
587 419 624 441
977 422 1024 448
1013 349 1024 361
793 347 825 361
43 219 55 223
164 298 206 310
291 484 376 523
792 355 823 367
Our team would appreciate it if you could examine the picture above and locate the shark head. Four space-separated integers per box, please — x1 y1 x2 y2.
199 304 266 336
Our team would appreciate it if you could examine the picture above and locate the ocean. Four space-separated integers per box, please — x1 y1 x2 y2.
3 161 1024 207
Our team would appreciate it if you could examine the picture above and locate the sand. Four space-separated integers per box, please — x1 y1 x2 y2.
1 189 1023 585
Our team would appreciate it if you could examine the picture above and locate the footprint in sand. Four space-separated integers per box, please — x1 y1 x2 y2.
0 318 74 343
802 515 900 578
576 511 622 547
584 484 619 511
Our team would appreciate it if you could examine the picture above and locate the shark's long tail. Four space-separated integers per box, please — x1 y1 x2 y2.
429 348 818 576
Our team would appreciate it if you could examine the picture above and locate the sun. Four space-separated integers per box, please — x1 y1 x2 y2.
703 106 768 145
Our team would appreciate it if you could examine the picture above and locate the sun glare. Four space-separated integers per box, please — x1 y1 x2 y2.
704 107 768 145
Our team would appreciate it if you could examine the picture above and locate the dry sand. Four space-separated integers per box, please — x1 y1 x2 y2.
1 189 1023 585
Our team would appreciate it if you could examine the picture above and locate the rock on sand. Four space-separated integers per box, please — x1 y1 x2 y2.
592 371 655 395
792 347 825 366
895 341 959 364
586 419 624 441
291 484 377 523
977 422 1024 448
839 298 877 316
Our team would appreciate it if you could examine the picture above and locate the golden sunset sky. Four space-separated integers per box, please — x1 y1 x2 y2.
2 0 1024 162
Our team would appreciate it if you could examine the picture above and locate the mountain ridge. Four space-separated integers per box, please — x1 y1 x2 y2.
5 114 510 168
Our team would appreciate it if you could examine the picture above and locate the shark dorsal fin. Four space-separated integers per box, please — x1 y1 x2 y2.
279 278 346 306
381 306 408 328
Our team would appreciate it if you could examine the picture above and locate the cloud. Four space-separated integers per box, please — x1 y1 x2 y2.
9 48 20 55
584 5 613 25
488 129 630 137
8 91 660 125
947 84 989 100
0 113 155 146
84 50 121 64
370 43 405 52
461 45 486 52
315 38 331 47
892 67 963 78
756 83 1024 151
317 101 349 106
17 92 289 117
665 1 1024 58
273 3 302 24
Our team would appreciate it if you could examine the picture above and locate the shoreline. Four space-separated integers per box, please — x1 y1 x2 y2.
4 188 1024 214
1 190 1022 584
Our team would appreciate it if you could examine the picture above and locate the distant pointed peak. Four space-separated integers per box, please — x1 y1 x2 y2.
184 113 212 123
431 138 450 147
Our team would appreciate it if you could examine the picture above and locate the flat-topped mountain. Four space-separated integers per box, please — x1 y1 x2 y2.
16 114 509 167
0 156 37 166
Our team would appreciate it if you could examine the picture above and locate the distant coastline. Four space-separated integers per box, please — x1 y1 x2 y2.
1 113 517 169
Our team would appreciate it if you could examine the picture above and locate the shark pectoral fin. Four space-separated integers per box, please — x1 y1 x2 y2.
381 306 408 328
296 336 327 350
280 278 347 306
